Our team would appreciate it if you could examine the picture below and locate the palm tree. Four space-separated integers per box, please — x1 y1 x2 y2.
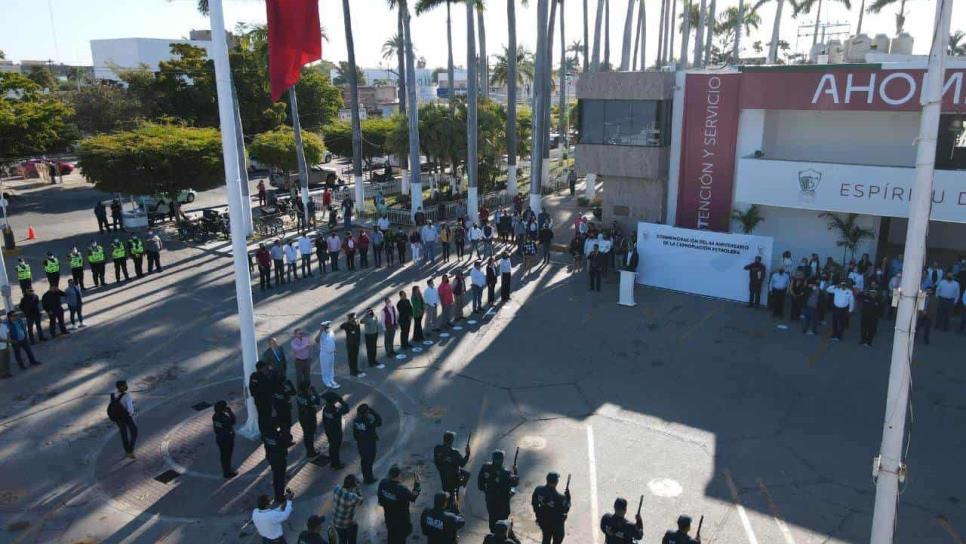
948 30 966 56
491 47 536 86
731 205 764 233
583 0 590 70
733 0 746 61
718 6 761 62
694 0 707 66
477 2 489 100
531 0 550 210
467 0 480 222
340 0 365 212
620 0 637 70
703 0 717 65
603 0 612 68
559 0 569 147
754 0 788 63
794 0 851 50
632 0 646 70
416 0 457 111
820 212 875 264
679 2 698 66
540 0 558 185
567 40 584 66
381 33 405 62
590 0 606 69
866 0 907 35
395 9 408 174
505 0 524 198
389 0 424 209
657 0 667 65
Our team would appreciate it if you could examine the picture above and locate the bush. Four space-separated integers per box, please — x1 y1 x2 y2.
249 126 325 172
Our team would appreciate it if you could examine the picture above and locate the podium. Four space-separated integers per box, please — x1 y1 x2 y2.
618 269 637 307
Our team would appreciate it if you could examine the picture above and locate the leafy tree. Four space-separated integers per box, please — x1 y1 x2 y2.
731 204 764 233
290 67 344 131
25 66 57 91
333 61 365 86
819 212 875 264
491 46 535 87
76 122 223 195
0 73 76 157
249 126 325 173
950 31 966 56
323 117 394 168
66 84 145 135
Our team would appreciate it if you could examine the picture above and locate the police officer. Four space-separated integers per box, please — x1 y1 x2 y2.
273 377 297 448
212 400 238 479
420 492 465 544
249 361 277 436
339 312 362 377
532 472 570 544
321 392 349 469
111 238 129 283
434 431 470 503
67 247 85 290
87 241 106 287
128 234 145 278
15 258 32 294
43 252 60 288
295 384 321 458
478 450 520 531
483 520 521 544
263 426 289 503
377 465 421 544
662 515 701 544
353 403 383 484
600 498 643 543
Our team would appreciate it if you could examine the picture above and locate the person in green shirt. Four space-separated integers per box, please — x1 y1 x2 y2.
127 234 145 278
67 247 85 290
111 238 130 283
410 286 425 343
42 252 60 289
87 241 107 287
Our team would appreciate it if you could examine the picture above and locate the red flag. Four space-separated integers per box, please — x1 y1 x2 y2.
266 0 322 101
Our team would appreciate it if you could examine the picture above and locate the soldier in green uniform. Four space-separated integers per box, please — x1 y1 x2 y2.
87 241 106 287
111 238 129 283
42 252 60 289
15 258 32 294
127 234 145 278
67 247 85 290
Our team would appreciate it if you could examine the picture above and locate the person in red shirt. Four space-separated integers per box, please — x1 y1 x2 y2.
438 274 455 329
357 230 371 268
342 233 357 271
479 206 490 225
255 244 272 290
257 180 267 207
322 188 332 208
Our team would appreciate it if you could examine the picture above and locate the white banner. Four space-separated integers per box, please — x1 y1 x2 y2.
636 223 774 303
735 157 966 224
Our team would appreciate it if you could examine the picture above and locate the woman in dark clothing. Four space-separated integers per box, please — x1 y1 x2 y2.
410 286 425 342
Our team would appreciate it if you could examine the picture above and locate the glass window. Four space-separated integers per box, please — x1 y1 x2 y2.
579 99 670 147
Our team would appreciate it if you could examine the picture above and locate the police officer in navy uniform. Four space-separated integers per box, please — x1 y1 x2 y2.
483 520 521 544
211 400 238 478
478 450 520 532
352 403 383 484
420 492 465 544
662 515 701 544
249 361 278 436
434 431 470 503
272 377 297 447
377 465 421 544
321 392 349 469
263 426 289 504
532 472 570 544
600 498 643 543
295 384 321 458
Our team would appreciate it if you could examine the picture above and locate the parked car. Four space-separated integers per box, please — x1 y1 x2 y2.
19 159 74 178
270 165 343 190
140 189 197 209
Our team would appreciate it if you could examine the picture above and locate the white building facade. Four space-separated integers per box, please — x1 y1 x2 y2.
90 38 214 81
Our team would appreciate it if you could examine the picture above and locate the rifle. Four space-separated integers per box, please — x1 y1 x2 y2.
512 447 519 473
565 474 571 492
636 495 643 518
465 432 472 455
696 515 704 540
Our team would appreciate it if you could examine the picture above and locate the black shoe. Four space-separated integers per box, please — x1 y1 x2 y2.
224 471 238 479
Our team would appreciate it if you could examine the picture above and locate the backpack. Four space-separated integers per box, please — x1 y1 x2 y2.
107 392 126 422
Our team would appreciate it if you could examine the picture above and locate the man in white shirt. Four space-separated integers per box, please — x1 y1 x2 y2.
421 222 438 265
470 261 486 312
297 234 314 277
270 240 285 285
423 279 440 333
847 267 864 291
284 242 299 282
768 268 791 319
934 273 961 331
377 215 390 231
326 233 342 271
252 491 294 543
315 322 339 389
826 281 855 340
468 224 484 259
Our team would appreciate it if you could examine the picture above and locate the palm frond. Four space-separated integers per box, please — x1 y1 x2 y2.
865 0 893 14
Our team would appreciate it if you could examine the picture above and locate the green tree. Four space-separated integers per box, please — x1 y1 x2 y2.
731 205 764 233
491 46 535 87
25 66 57 91
323 118 395 168
249 126 325 173
820 212 875 264
77 122 223 195
949 31 966 56
0 73 76 157
290 67 344 131
66 84 145 135
333 61 365 86
416 0 457 111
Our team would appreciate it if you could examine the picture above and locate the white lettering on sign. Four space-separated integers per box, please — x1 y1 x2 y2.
696 76 721 229
811 71 966 107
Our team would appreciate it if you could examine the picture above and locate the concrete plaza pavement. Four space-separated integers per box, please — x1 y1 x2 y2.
0 178 964 543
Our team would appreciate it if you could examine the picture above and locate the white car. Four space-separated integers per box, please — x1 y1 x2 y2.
140 189 197 209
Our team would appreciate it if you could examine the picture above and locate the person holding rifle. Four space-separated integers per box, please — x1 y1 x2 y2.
377 465 421 544
600 497 643 543
662 515 702 544
420 492 465 544
532 472 571 543
433 431 471 505
478 449 520 532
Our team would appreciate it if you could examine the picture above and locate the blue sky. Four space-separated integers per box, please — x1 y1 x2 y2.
1 0 959 70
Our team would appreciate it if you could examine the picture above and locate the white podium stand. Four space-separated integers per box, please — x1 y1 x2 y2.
618 269 637 307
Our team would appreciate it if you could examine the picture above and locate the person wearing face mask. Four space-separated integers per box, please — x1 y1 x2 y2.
826 280 855 341
768 267 790 319
361 308 381 372
291 328 313 390
743 256 767 308
934 273 961 332
341 313 364 378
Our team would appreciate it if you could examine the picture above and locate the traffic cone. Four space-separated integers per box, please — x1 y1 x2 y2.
26 225 36 240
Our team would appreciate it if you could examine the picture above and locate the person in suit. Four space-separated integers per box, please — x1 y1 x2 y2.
622 238 639 272
397 291 413 350
261 337 288 379
588 245 604 292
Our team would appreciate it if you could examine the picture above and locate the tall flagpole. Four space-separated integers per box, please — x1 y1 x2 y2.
208 0 261 439
230 80 254 236
289 89 312 232
869 0 952 540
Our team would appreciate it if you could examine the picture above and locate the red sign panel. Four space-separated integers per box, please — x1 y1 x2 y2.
738 68 966 112
676 73 742 232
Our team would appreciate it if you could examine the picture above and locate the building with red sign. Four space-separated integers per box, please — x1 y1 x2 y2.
576 58 966 269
